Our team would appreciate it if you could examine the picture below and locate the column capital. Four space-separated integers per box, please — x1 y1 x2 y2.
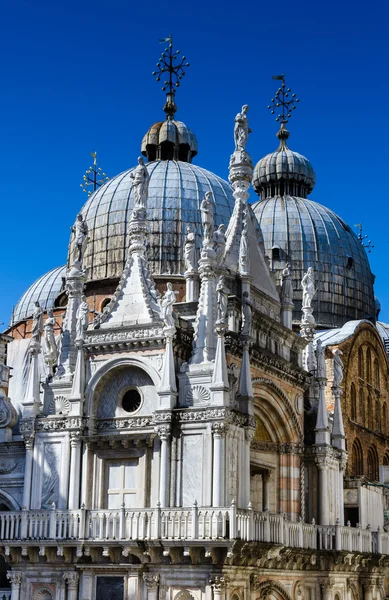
156 425 171 441
210 575 229 591
143 573 159 590
63 571 79 588
318 578 334 591
70 431 82 446
7 571 22 585
212 422 228 437
315 455 332 470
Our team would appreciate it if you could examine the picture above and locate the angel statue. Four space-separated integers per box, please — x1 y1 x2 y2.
130 156 150 211
44 308 58 363
213 224 226 266
241 291 254 337
71 213 88 266
216 276 228 324
280 263 293 305
234 105 252 152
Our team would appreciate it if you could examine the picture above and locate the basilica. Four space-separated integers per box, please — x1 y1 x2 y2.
1 38 389 600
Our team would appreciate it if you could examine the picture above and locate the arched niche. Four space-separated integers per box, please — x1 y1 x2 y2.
86 357 161 418
252 378 302 443
174 591 196 600
254 579 292 600
33 589 53 600
0 490 20 511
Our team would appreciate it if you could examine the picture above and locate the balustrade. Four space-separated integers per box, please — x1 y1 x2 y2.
0 505 385 556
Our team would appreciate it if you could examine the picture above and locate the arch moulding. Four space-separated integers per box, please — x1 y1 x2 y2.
252 377 303 442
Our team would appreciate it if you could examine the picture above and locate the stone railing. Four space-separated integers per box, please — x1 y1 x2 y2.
0 504 387 555
0 591 11 600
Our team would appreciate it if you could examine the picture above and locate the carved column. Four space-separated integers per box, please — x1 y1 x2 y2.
64 571 79 600
243 427 255 508
157 426 171 507
316 456 330 526
211 576 229 600
68 432 82 509
338 455 347 526
57 266 86 378
7 571 22 600
184 269 199 303
212 423 227 507
319 578 333 600
22 343 41 417
143 574 159 600
22 434 35 509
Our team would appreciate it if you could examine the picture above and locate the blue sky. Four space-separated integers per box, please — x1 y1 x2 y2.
0 0 388 326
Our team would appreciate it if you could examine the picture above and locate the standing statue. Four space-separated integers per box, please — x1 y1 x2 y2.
332 349 344 387
239 218 249 273
161 283 179 329
216 276 228 324
301 267 316 309
76 296 90 341
71 213 88 265
234 105 251 152
44 309 58 362
281 263 293 304
31 301 44 343
184 225 197 272
316 339 326 379
241 291 254 337
200 191 214 244
213 224 226 266
130 156 150 211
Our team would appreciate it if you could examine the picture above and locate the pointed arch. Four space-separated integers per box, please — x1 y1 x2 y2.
253 580 292 600
367 445 379 481
383 402 388 436
350 438 363 477
358 347 364 379
252 378 302 443
374 357 380 389
366 347 372 384
359 388 365 425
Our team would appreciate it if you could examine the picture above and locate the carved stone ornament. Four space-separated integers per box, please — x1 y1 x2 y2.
174 592 196 600
33 588 53 600
210 575 229 591
7 571 22 585
48 395 70 416
0 395 18 428
63 572 79 587
186 385 211 406
143 573 159 589
294 394 304 415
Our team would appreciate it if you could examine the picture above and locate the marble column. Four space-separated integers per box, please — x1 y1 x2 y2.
68 432 82 509
212 423 226 507
158 426 171 508
184 270 199 302
316 457 330 526
22 343 41 417
64 572 79 600
143 574 159 600
7 571 22 600
22 436 34 509
338 457 347 526
319 579 333 600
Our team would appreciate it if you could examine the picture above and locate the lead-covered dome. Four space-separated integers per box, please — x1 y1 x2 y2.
252 126 375 329
69 160 235 281
11 265 65 325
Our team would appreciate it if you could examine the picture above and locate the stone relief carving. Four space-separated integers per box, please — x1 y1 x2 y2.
41 443 60 509
33 589 53 600
48 395 70 416
95 366 153 418
0 396 18 429
174 592 196 600
185 385 211 407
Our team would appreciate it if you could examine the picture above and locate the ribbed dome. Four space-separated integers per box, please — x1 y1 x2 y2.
12 265 65 325
252 196 376 329
253 126 316 198
141 120 198 163
69 160 235 281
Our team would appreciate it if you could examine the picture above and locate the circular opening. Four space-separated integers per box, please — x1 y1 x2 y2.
121 389 142 413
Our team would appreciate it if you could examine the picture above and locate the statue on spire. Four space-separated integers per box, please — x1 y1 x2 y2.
71 213 88 267
200 192 214 247
31 301 44 344
301 267 316 310
130 157 150 215
234 105 251 152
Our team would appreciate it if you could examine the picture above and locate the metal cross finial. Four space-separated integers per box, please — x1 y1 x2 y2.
80 152 109 197
354 223 374 253
152 35 190 119
268 74 300 124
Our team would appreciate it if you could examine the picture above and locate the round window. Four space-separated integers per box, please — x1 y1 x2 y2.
121 389 142 413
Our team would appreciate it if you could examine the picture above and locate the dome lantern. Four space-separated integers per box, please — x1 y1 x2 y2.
143 35 198 163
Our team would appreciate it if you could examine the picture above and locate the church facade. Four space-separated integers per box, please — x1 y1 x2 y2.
1 44 389 600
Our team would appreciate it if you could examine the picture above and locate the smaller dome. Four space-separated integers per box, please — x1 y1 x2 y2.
141 119 198 163
11 265 66 325
253 125 316 198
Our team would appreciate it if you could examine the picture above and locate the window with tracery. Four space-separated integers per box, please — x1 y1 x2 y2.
383 403 388 436
351 439 363 476
350 383 357 421
367 445 379 481
376 399 380 432
368 393 374 430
